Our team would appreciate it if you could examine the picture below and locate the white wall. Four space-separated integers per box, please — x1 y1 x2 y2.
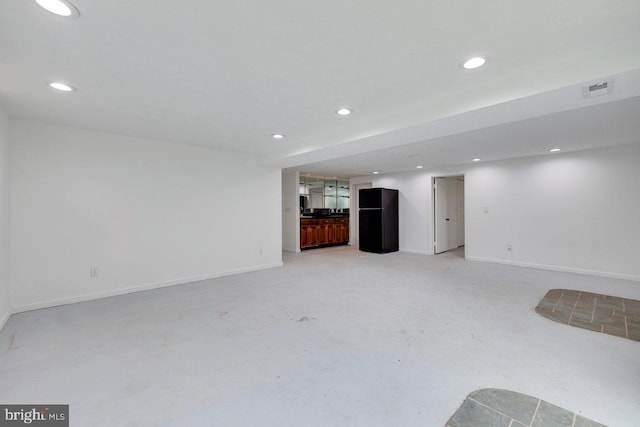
353 143 640 280
354 171 465 255
466 144 640 280
0 108 9 329
10 120 282 312
282 170 300 252
373 169 465 255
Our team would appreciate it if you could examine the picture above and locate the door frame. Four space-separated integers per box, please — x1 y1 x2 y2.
431 174 466 255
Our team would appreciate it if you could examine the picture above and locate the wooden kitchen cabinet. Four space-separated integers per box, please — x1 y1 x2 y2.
300 219 318 247
300 217 349 249
335 217 349 243
317 219 332 245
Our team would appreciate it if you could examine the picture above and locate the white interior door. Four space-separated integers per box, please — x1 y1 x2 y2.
446 177 465 248
434 177 449 254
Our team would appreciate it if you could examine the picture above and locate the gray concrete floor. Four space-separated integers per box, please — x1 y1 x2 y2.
1 246 639 426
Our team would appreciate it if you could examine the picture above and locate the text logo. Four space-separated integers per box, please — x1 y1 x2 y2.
0 405 68 426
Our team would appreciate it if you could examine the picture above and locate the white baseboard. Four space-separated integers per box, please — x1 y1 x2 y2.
12 262 283 314
466 256 640 282
0 308 10 332
400 248 431 255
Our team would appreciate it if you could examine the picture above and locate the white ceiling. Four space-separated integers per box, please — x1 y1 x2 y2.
290 78 640 177
2 1 640 177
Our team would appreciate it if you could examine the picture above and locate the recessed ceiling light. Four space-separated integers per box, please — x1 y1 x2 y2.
472 158 481 162
36 0 80 17
462 56 487 70
416 166 423 169
272 134 284 139
549 148 561 152
48 81 75 92
372 171 379 175
336 108 352 116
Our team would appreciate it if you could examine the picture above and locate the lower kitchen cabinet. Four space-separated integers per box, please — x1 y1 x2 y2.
300 217 349 249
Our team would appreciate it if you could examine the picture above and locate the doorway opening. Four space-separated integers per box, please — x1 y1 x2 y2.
433 175 465 255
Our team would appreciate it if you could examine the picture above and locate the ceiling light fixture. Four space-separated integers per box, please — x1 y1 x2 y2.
336 108 352 116
48 81 75 92
549 148 561 152
271 134 284 139
416 166 423 169
472 158 481 162
462 56 487 70
36 0 80 17
372 171 379 175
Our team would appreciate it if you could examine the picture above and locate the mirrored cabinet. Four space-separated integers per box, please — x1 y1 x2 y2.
299 176 349 213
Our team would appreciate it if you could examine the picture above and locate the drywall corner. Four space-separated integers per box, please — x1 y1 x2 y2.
0 107 9 331
282 170 300 252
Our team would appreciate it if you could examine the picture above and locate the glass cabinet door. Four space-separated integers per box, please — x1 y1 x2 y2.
324 179 337 210
337 180 349 197
299 178 307 196
307 178 324 209
298 176 350 211
337 180 349 209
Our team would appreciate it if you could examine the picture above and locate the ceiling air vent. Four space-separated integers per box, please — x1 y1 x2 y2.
582 80 614 99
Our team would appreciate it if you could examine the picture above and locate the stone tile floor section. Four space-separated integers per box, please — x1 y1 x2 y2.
535 289 640 341
446 389 606 427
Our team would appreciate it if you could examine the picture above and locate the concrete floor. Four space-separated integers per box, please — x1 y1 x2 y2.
1 246 639 426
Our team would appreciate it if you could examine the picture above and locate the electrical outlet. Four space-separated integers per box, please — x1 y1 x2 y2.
90 267 99 277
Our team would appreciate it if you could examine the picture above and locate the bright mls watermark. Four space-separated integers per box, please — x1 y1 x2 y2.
0 405 68 426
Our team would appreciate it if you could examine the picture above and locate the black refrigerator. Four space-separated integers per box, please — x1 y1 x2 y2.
358 188 399 253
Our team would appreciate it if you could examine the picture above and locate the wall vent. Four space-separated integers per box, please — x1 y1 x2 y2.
583 79 614 99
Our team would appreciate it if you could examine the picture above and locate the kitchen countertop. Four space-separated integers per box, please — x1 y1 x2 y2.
300 214 349 219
